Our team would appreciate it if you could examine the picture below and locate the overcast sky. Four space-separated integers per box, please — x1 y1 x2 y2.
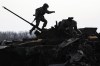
0 0 100 32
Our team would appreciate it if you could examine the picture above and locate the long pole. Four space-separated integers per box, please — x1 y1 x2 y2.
2 6 41 31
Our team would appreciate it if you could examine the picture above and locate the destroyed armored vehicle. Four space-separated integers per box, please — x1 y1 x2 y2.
0 6 100 66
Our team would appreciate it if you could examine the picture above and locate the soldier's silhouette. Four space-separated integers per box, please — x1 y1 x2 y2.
30 3 55 34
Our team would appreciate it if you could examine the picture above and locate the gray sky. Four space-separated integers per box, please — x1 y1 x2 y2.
0 0 100 32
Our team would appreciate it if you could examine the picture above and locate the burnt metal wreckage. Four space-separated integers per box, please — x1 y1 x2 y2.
0 6 100 66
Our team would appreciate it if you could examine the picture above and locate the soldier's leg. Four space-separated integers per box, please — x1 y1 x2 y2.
36 19 40 28
41 18 47 29
29 27 35 35
29 20 40 35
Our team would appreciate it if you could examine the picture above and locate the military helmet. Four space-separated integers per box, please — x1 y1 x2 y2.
43 3 49 8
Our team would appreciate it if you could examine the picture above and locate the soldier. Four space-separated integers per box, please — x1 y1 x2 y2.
30 3 55 35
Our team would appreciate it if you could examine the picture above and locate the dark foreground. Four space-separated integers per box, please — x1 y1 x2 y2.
0 27 100 66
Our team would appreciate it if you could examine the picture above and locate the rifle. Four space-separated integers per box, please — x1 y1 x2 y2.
32 15 36 23
2 6 42 31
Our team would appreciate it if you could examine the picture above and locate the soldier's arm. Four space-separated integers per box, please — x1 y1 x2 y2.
46 10 55 14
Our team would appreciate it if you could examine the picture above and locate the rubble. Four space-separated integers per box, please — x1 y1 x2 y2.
0 22 100 66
